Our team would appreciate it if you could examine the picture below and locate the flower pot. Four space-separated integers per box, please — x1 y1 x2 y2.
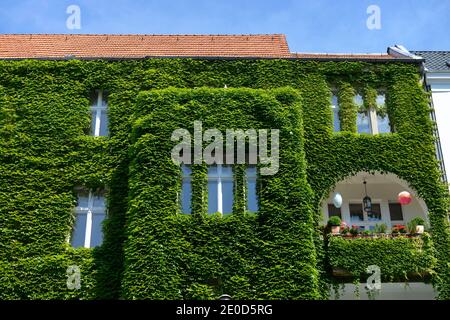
416 225 424 234
331 226 340 234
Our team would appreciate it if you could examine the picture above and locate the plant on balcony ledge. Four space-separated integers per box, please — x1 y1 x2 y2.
373 223 387 235
340 222 351 237
349 225 359 237
391 224 407 236
408 217 426 235
328 216 342 234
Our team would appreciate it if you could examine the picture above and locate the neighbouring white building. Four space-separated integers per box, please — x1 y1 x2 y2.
412 50 450 189
389 46 450 189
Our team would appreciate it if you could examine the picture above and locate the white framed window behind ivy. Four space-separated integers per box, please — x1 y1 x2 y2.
356 93 391 134
71 190 107 248
90 90 108 136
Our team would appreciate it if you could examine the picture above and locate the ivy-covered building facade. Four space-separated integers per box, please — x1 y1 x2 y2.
0 34 448 300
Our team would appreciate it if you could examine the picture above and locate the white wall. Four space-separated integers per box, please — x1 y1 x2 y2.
427 72 450 189
330 282 437 300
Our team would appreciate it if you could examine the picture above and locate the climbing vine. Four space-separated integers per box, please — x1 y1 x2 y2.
0 58 448 300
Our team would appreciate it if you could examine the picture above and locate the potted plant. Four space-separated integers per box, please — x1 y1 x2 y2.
410 217 426 234
391 224 403 237
399 225 407 234
374 223 387 235
350 225 359 237
340 221 351 237
407 220 418 235
328 216 341 235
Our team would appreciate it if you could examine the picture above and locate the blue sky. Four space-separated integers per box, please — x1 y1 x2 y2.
0 0 449 53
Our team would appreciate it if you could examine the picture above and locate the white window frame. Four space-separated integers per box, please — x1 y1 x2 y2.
73 190 106 248
208 164 233 214
91 90 108 137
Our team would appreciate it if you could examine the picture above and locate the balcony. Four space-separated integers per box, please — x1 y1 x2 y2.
322 171 429 231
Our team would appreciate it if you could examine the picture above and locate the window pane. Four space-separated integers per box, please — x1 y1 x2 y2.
247 180 258 212
357 111 371 134
349 203 364 222
208 181 218 214
92 194 106 209
71 212 87 248
90 110 97 136
389 203 404 221
181 179 191 214
208 165 219 176
376 94 385 106
181 165 192 214
368 203 382 221
247 166 257 178
327 204 342 219
377 113 391 133
354 94 363 106
246 166 258 212
90 213 106 247
331 95 340 132
76 192 90 208
222 180 234 214
101 91 108 107
221 165 233 177
182 165 192 175
99 109 108 136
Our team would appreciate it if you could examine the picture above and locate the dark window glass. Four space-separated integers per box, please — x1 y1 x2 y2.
327 204 342 219
368 203 382 221
389 203 404 221
350 203 364 222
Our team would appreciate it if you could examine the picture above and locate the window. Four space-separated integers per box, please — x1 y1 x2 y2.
389 203 404 221
357 110 372 134
354 94 371 134
181 165 192 214
331 94 340 132
208 165 234 214
367 203 382 222
375 94 391 134
90 90 108 136
328 204 342 219
71 190 106 248
246 166 258 212
349 203 364 222
355 93 391 134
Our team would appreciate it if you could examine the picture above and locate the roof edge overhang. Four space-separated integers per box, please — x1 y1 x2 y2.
0 55 424 63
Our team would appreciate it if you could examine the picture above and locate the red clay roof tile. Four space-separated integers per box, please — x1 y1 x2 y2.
0 34 291 59
0 34 405 61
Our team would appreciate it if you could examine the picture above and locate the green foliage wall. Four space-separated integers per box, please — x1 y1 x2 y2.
122 87 318 299
0 59 448 299
328 234 437 281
